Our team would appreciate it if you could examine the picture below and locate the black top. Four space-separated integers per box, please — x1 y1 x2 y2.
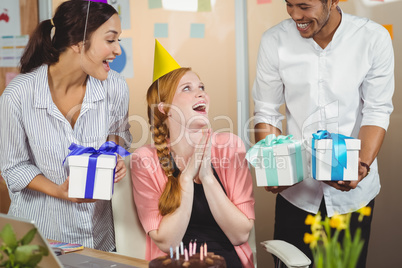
172 158 242 268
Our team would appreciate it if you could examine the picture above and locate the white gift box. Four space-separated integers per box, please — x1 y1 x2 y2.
68 153 117 200
254 143 307 186
311 138 361 181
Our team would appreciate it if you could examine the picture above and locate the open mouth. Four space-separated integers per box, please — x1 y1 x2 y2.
103 59 113 71
192 103 207 113
297 22 311 31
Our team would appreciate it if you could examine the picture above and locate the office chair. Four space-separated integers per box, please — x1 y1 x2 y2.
112 155 146 259
261 240 311 268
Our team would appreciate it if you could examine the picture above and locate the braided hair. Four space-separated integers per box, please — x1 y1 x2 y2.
146 67 191 216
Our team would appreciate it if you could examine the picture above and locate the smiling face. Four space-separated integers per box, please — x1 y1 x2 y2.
286 0 334 40
80 13 122 81
168 71 210 130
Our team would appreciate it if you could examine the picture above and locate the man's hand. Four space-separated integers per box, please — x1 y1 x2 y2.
264 186 291 194
326 159 369 191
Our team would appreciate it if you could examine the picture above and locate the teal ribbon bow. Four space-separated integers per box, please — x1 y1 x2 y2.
311 130 353 181
65 141 130 199
246 134 304 186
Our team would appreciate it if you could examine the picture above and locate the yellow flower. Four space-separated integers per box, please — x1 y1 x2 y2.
303 232 319 249
305 214 321 225
329 213 347 230
356 206 371 222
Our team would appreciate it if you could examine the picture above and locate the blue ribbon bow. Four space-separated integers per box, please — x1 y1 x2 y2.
65 141 130 199
311 130 353 181
246 134 304 186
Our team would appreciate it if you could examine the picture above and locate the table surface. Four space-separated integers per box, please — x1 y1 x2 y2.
49 240 149 268
76 246 149 268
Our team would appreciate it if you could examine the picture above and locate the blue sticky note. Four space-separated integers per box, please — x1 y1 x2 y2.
149 0 162 9
109 44 126 73
154 23 168 38
190 23 205 38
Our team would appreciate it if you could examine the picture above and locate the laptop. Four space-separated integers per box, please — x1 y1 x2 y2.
0 213 138 268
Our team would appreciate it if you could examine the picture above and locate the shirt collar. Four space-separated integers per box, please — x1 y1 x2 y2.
33 65 52 109
331 6 345 47
310 6 345 51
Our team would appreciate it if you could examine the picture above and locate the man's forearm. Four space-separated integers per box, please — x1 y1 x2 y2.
358 125 386 166
254 123 282 143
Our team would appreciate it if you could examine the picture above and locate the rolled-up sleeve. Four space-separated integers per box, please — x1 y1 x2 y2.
360 28 394 130
252 32 285 131
0 93 42 193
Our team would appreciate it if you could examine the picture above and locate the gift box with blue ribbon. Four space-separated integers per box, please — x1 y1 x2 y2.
246 134 307 186
66 141 130 200
311 130 361 181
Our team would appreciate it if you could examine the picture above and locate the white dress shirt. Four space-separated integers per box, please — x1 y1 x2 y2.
0 65 132 250
252 9 394 216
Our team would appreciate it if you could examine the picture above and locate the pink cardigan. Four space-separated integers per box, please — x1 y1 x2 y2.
131 132 255 268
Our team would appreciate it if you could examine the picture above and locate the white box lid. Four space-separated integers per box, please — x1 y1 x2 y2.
68 153 116 169
314 139 361 150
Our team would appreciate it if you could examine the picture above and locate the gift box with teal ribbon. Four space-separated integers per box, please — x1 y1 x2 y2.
246 134 307 186
66 141 130 200
311 130 361 181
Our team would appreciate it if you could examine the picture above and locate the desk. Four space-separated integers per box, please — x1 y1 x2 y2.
49 240 148 268
75 246 149 268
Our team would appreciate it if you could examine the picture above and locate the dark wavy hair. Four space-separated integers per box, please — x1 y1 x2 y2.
19 0 117 74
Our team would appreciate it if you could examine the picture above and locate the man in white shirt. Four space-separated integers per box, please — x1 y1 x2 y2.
252 0 394 267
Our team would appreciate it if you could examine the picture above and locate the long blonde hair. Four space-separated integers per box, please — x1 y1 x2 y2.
146 67 192 216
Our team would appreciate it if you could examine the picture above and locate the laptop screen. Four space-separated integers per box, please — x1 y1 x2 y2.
0 213 63 267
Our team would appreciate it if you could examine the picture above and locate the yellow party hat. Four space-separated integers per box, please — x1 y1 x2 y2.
153 39 181 82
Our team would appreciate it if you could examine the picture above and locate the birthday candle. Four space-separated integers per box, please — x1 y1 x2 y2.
180 241 184 255
193 239 197 255
170 246 173 258
189 241 193 257
184 248 189 261
200 245 204 261
204 242 207 257
176 246 179 260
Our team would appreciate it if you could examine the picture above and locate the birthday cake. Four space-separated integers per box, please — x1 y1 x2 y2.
148 252 226 268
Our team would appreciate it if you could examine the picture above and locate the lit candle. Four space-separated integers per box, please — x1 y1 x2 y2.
204 242 207 257
170 246 173 258
184 248 189 262
180 241 184 255
193 239 197 255
176 246 179 260
189 240 193 257
200 245 204 261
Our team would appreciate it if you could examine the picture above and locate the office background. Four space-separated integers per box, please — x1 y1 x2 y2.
0 0 401 267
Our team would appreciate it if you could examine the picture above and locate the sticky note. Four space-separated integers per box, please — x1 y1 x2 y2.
149 0 162 9
154 23 168 38
198 0 212 12
383 24 393 40
257 0 272 4
190 23 205 38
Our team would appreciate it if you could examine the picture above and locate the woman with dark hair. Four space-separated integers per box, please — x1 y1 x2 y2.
131 41 255 267
0 0 131 251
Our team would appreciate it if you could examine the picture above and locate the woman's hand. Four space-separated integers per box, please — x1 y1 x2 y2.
114 157 127 183
198 129 214 184
59 177 96 203
180 129 209 183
